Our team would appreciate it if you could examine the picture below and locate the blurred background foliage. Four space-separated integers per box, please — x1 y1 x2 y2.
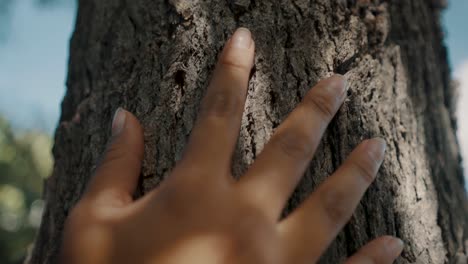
0 0 72 263
0 116 52 264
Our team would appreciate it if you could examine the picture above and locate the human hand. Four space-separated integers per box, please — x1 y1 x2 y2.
60 27 404 264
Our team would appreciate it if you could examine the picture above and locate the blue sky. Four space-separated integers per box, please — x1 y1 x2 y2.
0 0 75 133
443 0 468 68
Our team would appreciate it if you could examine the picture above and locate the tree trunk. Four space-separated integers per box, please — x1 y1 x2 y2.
31 0 468 263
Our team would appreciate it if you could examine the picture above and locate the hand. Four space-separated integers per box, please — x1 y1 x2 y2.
61 27 404 264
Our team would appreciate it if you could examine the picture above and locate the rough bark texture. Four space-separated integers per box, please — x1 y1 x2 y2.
31 0 468 263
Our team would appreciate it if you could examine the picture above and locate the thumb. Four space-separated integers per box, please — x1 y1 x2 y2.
84 108 145 207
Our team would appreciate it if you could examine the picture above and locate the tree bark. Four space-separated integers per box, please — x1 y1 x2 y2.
31 0 468 263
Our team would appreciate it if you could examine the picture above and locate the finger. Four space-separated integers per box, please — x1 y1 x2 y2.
345 236 404 264
278 138 386 263
345 236 403 264
238 75 347 219
179 27 255 177
84 108 145 207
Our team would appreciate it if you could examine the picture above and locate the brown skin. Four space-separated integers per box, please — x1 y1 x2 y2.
61 28 404 264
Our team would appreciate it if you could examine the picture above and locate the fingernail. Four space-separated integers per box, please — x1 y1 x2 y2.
231 27 252 49
112 107 126 136
385 237 404 258
367 137 387 163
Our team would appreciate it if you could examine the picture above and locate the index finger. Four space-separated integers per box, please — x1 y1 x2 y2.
237 75 347 219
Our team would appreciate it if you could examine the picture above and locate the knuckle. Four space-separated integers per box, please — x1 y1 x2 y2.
225 213 278 263
96 148 122 171
364 253 380 264
200 90 243 118
99 142 140 168
103 145 125 163
275 129 315 160
352 157 377 184
219 53 251 72
302 91 336 121
321 187 351 225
